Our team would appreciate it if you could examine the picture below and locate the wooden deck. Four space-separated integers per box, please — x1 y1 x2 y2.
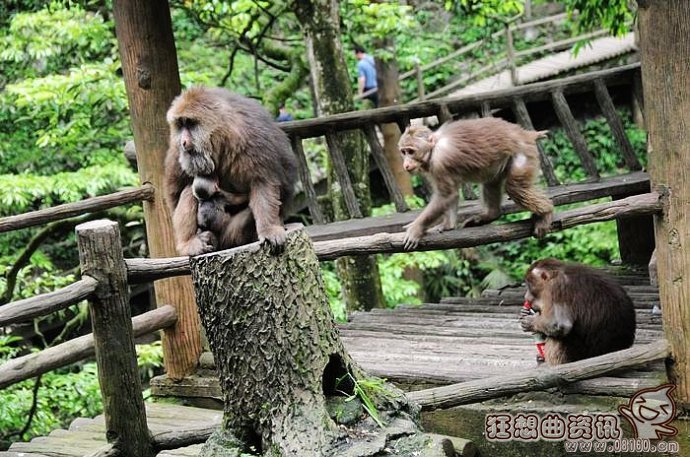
450 33 636 97
4 268 664 456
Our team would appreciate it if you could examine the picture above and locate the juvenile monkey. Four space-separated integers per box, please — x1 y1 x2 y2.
398 118 554 250
192 175 256 250
520 258 636 365
165 87 297 255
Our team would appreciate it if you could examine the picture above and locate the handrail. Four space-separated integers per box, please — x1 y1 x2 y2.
0 277 98 327
282 63 640 139
124 184 656 282
0 184 154 233
0 304 177 389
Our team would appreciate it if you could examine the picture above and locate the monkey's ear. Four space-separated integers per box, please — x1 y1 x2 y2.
428 133 437 148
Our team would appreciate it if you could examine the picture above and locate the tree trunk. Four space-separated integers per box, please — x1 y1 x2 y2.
112 0 201 379
638 0 690 407
189 228 462 456
293 0 384 311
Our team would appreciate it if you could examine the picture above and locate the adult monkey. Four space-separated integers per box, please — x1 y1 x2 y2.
164 87 297 256
398 118 554 250
520 258 636 365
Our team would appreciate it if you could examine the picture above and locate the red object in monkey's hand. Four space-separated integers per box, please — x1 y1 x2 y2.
522 300 546 363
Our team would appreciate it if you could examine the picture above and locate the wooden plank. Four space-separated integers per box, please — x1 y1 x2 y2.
593 78 642 170
363 126 408 212
289 135 326 224
324 132 363 218
0 277 98 326
0 185 154 234
512 97 560 185
551 89 600 180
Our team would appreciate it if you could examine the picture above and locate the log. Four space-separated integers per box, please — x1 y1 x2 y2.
75 220 152 456
189 227 464 457
407 339 670 410
124 174 653 282
314 192 662 260
0 185 153 233
0 305 176 389
152 425 217 451
0 277 98 326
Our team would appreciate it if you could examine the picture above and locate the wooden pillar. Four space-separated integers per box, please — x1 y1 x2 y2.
112 0 201 379
638 1 690 406
76 220 152 456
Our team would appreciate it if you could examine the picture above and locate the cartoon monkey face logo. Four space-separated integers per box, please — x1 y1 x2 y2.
619 384 678 440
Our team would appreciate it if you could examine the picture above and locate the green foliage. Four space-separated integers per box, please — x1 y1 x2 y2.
445 0 524 26
563 0 633 37
0 165 137 216
0 4 115 83
541 109 647 184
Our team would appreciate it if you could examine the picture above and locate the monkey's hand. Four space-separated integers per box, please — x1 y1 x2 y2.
520 313 536 333
259 225 288 254
182 231 218 256
403 223 425 250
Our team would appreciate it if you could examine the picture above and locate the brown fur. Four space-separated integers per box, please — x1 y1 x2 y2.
520 258 636 365
398 117 553 250
164 87 297 255
193 175 255 250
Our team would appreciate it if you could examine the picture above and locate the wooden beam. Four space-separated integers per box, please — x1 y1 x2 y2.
407 339 670 410
313 193 662 260
113 0 201 379
0 185 153 234
128 192 662 276
290 135 326 224
278 64 640 139
0 277 98 327
512 98 560 186
325 133 363 218
0 305 176 389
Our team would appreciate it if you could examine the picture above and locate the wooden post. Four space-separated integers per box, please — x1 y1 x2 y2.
76 220 152 456
638 0 690 406
112 0 201 379
506 25 518 86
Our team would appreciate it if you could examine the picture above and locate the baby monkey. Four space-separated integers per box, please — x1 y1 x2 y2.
398 117 554 250
192 175 256 251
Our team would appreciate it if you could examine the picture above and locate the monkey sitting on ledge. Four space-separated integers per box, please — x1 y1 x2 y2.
520 258 636 365
398 117 554 250
164 87 297 256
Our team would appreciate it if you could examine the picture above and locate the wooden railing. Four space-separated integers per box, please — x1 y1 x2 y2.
355 12 631 103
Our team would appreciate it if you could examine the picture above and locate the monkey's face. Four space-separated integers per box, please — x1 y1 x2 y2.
524 266 556 305
399 127 434 173
169 116 215 176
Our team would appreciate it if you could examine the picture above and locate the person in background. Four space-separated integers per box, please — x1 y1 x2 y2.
276 102 294 122
354 45 378 107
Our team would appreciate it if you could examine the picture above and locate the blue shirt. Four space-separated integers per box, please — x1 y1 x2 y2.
357 55 377 90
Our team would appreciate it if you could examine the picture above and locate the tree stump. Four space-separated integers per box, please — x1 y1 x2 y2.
189 227 465 457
